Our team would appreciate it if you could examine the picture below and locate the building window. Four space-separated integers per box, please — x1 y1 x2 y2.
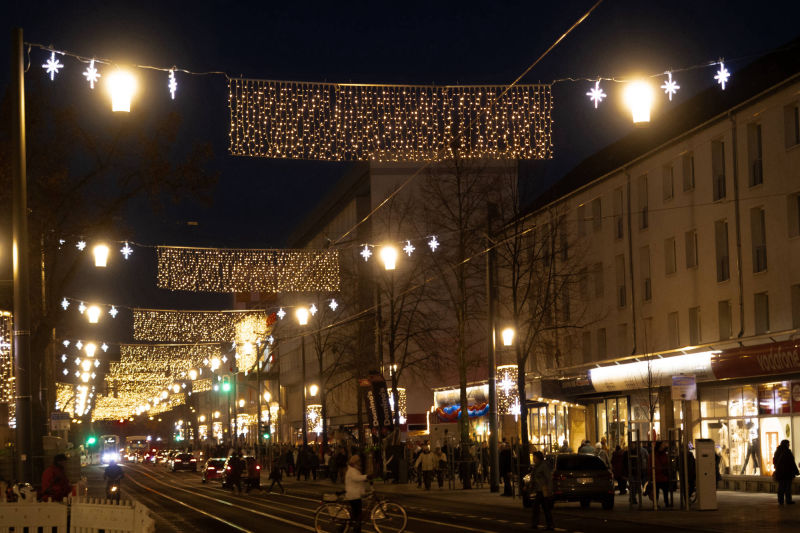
615 254 626 308
613 188 624 240
747 123 763 187
715 219 730 282
638 175 649 230
685 229 698 269
662 164 674 201
689 306 701 345
682 151 695 191
667 311 680 349
596 328 607 359
785 102 800 148
664 237 676 275
712 139 726 201
750 207 767 273
754 292 770 335
718 300 732 340
592 197 602 232
792 285 800 329
593 262 604 299
787 193 800 238
577 204 586 237
617 323 628 353
640 246 652 302
582 331 592 363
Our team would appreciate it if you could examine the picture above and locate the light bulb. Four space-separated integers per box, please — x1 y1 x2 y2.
380 245 398 270
107 70 136 112
501 328 515 347
86 305 102 324
296 307 309 326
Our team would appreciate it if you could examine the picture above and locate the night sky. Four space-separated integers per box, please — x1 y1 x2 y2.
2 1 799 339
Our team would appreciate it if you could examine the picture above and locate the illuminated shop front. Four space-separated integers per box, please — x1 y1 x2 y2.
527 398 585 452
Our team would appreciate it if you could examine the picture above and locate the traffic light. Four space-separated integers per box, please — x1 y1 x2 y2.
221 375 231 393
86 436 97 446
262 429 271 440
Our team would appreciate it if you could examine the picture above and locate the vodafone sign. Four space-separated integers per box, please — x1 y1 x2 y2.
710 340 800 380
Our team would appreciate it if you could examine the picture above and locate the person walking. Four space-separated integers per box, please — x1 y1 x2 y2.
559 440 572 453
227 453 245 494
578 440 595 454
611 445 627 495
268 458 285 494
499 441 513 496
773 439 799 505
40 454 72 502
434 447 447 488
649 442 671 508
530 451 554 531
415 447 436 490
595 442 610 467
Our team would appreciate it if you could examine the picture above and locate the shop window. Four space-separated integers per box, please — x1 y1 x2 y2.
728 387 743 417
729 418 760 475
742 385 759 416
701 420 730 474
758 383 776 415
761 417 791 476
700 388 727 418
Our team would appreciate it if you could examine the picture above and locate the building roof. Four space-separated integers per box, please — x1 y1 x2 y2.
525 38 800 214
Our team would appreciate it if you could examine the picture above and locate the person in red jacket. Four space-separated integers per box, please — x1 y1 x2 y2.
648 442 672 507
40 454 72 502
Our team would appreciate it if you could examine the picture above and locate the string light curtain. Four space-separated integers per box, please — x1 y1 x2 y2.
229 80 553 162
0 312 14 423
134 309 272 342
496 364 519 415
157 247 341 293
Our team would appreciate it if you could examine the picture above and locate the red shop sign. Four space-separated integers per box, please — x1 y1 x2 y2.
711 340 800 380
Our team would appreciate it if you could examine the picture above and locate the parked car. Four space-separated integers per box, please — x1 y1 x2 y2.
201 458 226 483
170 453 198 472
522 453 614 510
221 455 261 489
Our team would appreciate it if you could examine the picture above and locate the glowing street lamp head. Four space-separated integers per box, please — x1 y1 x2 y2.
263 390 271 403
160 390 168 400
501 327 515 347
172 384 180 394
379 245 398 270
238 399 245 408
188 369 198 381
624 80 654 124
84 342 97 358
296 307 309 326
309 384 319 396
210 356 221 371
107 70 136 112
86 305 102 324
81 372 90 383
93 244 110 267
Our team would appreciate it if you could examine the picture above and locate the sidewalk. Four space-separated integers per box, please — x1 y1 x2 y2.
279 476 800 532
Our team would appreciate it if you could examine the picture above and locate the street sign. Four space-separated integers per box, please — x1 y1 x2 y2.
671 374 697 401
51 410 71 431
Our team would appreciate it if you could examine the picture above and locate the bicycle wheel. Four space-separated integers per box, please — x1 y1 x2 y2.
371 501 407 533
314 503 351 533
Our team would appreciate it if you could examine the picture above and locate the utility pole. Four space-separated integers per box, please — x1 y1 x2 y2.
301 336 308 446
486 203 500 493
11 28 34 484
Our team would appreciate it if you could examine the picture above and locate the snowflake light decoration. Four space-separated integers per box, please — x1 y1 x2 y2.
62 340 70 347
586 80 607 109
62 368 69 376
329 299 338 311
277 307 286 320
83 59 101 89
78 302 87 314
268 335 275 344
101 343 109 352
76 241 87 251
61 298 70 310
221 355 228 364
403 240 415 256
714 61 730 90
42 51 64 80
108 306 118 318
309 304 318 316
360 245 372 261
168 69 177 99
58 239 65 246
74 357 81 366
94 359 100 367
120 242 133 259
75 340 83 350
61 354 67 363
428 236 439 252
661 71 680 101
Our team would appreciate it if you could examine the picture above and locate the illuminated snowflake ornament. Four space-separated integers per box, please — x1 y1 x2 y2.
360 245 372 262
101 343 109 352
120 242 133 259
661 71 680 101
62 368 69 376
403 240 415 256
76 340 83 350
277 307 286 320
78 302 87 314
586 80 607 108
108 306 118 318
76 241 87 251
428 236 439 252
94 359 100 368
62 340 70 347
61 354 67 363
61 298 70 310
42 51 64 80
268 335 275 345
168 69 177 99
309 304 318 316
83 59 101 89
329 299 338 311
714 61 730 90
221 355 228 364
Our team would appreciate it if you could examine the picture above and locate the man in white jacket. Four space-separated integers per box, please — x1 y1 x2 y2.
345 455 373 533
414 447 437 490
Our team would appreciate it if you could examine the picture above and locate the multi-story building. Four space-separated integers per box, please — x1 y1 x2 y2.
519 41 800 485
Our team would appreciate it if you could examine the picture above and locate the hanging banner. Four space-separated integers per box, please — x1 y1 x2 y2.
362 372 394 437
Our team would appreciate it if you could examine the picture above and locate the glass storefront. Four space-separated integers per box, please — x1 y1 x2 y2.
591 396 631 449
528 402 583 452
700 381 800 476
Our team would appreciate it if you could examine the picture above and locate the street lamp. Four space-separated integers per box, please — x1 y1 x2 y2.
295 307 309 326
86 305 102 324
263 390 271 403
624 80 654 125
501 327 515 347
309 384 318 397
92 244 109 267
84 342 97 358
107 70 136 112
379 245 398 270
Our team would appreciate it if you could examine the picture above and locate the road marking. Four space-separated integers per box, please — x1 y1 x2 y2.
125 472 253 533
125 465 316 531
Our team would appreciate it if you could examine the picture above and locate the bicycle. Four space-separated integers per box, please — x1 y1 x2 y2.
314 488 407 533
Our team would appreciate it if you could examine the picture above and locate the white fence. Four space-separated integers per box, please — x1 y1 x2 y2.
0 497 155 533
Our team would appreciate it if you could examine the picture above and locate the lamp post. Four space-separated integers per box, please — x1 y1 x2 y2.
296 307 309 446
485 203 500 493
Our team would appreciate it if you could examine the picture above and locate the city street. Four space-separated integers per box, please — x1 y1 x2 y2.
84 464 800 533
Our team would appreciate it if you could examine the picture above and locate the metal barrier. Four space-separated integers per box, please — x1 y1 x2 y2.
0 497 155 533
0 500 68 532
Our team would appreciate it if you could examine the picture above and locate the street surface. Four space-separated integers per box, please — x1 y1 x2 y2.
84 464 800 532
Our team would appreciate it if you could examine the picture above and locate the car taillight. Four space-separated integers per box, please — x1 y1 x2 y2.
226 466 231 470
208 467 215 471
256 465 261 470
190 459 196 462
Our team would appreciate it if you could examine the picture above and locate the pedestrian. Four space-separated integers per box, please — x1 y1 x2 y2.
595 442 609 467
227 453 244 494
611 445 627 495
499 441 513 496
268 458 285 494
773 439 799 505
414 447 436 490
310 448 320 481
578 440 595 454
530 451 554 531
40 454 72 502
345 455 374 533
434 447 447 488
649 442 671 508
559 440 572 453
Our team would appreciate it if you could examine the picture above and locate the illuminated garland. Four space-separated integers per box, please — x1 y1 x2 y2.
55 382 74 416
133 309 274 343
229 79 553 162
496 365 519 415
157 247 340 293
0 312 14 422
